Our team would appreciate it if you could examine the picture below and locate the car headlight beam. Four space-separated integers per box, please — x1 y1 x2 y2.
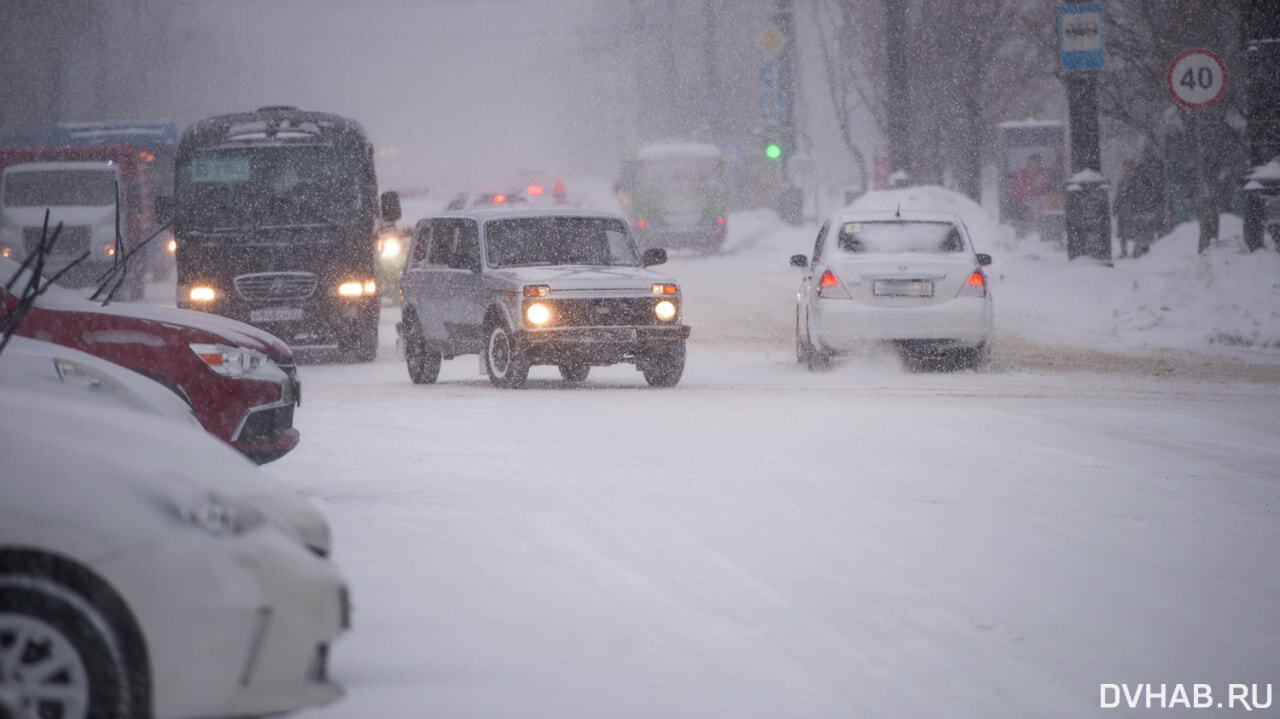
380 235 402 259
189 286 217 303
526 302 551 325
654 299 677 321
338 280 377 297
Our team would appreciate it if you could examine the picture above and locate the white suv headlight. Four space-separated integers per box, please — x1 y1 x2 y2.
190 343 273 377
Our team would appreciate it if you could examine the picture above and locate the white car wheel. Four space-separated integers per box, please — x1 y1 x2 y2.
801 311 828 371
558 363 590 383
641 341 685 387
0 582 130 719
403 318 441 385
485 323 529 389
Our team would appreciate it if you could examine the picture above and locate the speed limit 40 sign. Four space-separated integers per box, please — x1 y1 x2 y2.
1167 49 1228 109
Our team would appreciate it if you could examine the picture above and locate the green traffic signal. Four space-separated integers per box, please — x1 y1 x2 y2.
765 143 782 160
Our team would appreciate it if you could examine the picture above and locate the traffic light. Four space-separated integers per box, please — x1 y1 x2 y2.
764 141 783 160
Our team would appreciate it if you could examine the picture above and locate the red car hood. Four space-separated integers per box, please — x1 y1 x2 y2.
3 257 290 355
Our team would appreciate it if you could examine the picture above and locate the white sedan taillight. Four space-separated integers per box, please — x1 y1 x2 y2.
958 269 987 298
817 269 851 299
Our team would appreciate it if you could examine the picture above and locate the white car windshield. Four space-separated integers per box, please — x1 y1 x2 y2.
485 216 639 268
837 220 966 254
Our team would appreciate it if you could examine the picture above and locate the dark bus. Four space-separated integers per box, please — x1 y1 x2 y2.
163 106 400 361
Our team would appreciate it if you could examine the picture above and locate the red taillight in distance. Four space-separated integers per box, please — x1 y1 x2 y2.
958 268 987 297
817 268 851 299
715 216 727 226
635 219 648 229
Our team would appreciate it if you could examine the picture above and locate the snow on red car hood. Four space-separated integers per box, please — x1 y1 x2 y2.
2 257 290 355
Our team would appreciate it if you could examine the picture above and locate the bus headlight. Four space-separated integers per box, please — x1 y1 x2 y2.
338 280 377 297
189 286 217 302
526 302 551 325
654 299 677 321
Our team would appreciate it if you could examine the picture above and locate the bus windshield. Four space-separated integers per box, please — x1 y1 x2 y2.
177 145 368 229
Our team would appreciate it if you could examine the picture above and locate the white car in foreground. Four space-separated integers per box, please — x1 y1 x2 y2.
0 386 348 718
790 209 994 370
0 334 201 428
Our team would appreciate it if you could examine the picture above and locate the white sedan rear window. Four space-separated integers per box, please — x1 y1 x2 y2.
837 221 965 254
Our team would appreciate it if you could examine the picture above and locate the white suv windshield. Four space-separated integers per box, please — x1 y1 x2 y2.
485 217 638 268
837 221 966 254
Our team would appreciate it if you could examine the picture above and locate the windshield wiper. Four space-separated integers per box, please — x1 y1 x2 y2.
89 220 173 306
1 211 89 357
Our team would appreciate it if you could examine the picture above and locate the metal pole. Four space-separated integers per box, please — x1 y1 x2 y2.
1242 0 1280 251
885 0 910 180
1061 1 1112 263
772 0 803 222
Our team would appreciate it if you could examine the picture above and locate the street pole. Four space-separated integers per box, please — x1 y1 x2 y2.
885 0 910 183
1059 1 1112 263
1241 0 1280 252
702 0 721 142
772 0 803 223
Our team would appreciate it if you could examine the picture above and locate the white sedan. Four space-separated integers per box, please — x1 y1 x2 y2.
791 209 994 369
0 385 348 718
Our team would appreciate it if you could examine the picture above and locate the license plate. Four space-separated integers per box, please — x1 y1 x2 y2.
586 328 638 342
873 280 933 297
250 306 304 322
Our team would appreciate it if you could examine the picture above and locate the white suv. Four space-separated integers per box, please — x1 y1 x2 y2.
397 208 691 388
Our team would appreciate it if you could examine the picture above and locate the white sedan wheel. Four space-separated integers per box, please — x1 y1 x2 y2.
0 611 91 718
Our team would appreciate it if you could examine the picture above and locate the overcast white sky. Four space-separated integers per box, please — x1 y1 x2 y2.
151 0 626 190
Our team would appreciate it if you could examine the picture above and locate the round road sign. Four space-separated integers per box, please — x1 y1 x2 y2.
1166 49 1228 109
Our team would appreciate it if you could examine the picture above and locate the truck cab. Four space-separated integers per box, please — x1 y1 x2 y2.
0 160 146 300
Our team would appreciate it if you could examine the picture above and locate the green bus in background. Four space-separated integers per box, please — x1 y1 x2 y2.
615 141 728 254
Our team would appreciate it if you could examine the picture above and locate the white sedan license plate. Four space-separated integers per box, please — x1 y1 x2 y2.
250 306 304 323
873 279 933 297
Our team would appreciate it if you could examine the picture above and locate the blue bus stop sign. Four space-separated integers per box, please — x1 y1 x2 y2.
1059 4 1104 71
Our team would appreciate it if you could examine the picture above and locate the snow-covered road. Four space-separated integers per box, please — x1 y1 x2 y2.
260 193 1278 717
278 330 1277 718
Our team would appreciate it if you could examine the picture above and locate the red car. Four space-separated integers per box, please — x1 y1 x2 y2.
2 256 301 463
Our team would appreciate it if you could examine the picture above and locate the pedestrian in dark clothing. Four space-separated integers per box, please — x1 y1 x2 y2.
1113 156 1164 258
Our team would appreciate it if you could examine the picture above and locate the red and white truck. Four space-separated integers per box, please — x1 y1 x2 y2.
0 145 160 300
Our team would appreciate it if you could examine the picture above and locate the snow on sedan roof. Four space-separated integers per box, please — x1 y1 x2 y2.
846 184 1002 247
